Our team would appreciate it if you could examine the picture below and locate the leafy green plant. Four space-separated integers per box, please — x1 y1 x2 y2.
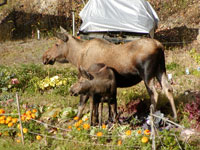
189 48 200 65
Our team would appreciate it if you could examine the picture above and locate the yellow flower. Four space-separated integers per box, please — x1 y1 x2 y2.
5 120 10 124
125 130 131 136
21 115 26 121
83 123 90 130
8 122 14 127
73 116 79 121
144 129 151 136
74 122 81 128
68 125 72 129
26 115 32 121
77 128 81 131
17 124 21 129
0 116 6 120
96 132 103 137
78 120 83 124
141 136 149 143
6 116 12 122
16 139 21 143
137 130 142 134
26 110 32 115
0 109 5 114
17 133 21 137
102 124 106 129
12 118 18 123
32 109 37 113
117 140 122 146
0 119 5 124
36 135 42 140
23 128 28 134
31 113 36 119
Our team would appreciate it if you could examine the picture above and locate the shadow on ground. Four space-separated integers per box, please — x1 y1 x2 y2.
155 26 199 48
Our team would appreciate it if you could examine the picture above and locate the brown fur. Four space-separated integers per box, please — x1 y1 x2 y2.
70 63 117 126
43 28 177 119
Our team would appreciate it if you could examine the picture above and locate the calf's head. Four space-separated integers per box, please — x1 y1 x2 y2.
70 67 93 96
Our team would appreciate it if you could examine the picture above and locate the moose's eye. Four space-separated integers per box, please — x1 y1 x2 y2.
55 44 59 47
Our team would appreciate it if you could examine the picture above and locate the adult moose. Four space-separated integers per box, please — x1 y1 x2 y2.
43 27 177 119
70 63 117 126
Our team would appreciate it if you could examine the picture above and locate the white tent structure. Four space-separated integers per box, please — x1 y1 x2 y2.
79 0 159 38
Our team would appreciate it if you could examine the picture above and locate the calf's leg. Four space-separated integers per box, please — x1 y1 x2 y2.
99 100 103 126
77 95 89 118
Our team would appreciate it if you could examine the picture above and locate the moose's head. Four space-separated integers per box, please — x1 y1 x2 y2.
43 27 71 65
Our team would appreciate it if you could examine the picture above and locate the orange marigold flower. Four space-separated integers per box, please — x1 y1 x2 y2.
83 117 88 121
83 123 90 130
26 110 32 115
73 116 79 121
0 120 5 124
16 139 21 143
96 132 103 137
21 115 26 121
32 109 37 113
102 124 106 129
141 136 149 143
144 129 151 135
137 130 142 134
5 120 10 124
12 118 18 123
31 113 36 119
26 115 32 121
0 116 6 120
78 120 83 124
117 140 122 146
36 135 42 140
68 125 72 129
125 130 131 136
77 128 81 131
0 109 5 114
6 116 12 122
8 122 14 127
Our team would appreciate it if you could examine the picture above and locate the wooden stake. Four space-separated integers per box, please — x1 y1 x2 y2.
16 93 25 145
150 104 156 150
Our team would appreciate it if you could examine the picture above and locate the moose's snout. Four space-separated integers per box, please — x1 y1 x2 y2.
43 55 55 65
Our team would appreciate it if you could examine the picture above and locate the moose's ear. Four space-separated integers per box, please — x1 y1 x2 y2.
60 26 68 33
56 32 69 42
79 66 93 80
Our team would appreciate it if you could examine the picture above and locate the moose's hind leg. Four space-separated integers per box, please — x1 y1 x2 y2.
144 78 159 113
157 73 177 119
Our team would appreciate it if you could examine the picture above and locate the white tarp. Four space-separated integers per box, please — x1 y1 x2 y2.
79 0 159 35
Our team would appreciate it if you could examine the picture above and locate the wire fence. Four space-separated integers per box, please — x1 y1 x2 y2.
0 93 192 150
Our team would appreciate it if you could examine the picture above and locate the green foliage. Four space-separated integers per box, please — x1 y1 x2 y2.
0 64 77 95
166 62 181 71
189 48 200 65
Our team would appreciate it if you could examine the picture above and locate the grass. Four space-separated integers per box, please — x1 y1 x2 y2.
0 37 200 149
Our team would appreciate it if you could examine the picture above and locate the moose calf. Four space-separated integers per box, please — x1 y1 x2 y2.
70 63 117 126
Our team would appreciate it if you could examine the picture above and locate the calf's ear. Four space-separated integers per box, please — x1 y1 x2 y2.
79 66 93 80
56 32 69 42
